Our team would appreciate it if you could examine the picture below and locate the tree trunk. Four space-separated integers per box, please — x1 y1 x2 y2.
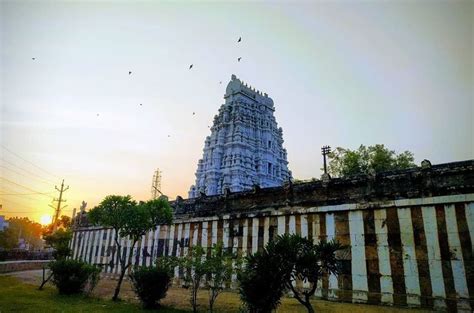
112 265 127 301
38 266 52 290
112 235 124 301
303 301 315 313
209 289 217 313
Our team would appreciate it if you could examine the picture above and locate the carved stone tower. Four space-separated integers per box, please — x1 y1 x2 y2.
188 75 291 198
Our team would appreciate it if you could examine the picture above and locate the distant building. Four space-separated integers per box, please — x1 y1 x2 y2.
189 75 291 198
0 215 8 231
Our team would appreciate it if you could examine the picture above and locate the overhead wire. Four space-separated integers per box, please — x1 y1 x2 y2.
0 144 61 180
0 177 55 199
0 160 56 185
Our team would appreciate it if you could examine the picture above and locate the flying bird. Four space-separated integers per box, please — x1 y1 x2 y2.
97 113 99 117
189 64 193 70
139 104 142 106
129 71 132 75
168 135 171 137
193 112 195 115
219 81 222 84
238 57 242 62
238 37 242 43
32 58 36 60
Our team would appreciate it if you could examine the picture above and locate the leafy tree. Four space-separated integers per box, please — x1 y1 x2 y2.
238 235 343 313
328 144 415 177
271 235 343 313
43 215 72 236
0 228 17 250
180 245 208 313
39 228 73 290
205 242 235 313
3 217 43 249
43 228 72 260
88 195 172 301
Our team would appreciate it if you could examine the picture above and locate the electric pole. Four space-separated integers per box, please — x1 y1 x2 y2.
50 179 69 231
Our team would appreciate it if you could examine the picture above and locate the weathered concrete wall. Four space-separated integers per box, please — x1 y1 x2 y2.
71 160 474 312
0 260 50 273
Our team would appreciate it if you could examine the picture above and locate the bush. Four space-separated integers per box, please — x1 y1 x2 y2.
130 265 172 309
238 249 286 313
49 259 101 295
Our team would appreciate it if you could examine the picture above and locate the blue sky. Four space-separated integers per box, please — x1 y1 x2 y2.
1 0 472 222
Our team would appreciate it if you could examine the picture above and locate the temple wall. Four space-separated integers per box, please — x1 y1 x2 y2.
71 161 474 312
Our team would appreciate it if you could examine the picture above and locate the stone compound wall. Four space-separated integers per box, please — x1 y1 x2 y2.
71 160 474 312
0 260 50 273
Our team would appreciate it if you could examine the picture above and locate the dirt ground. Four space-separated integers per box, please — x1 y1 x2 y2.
4 270 434 313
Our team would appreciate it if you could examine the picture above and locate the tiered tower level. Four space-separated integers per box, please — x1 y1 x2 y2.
189 75 291 198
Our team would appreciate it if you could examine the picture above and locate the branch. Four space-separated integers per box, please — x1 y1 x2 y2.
287 281 305 305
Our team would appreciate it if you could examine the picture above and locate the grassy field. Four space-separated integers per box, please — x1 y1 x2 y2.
0 273 435 313
0 276 186 313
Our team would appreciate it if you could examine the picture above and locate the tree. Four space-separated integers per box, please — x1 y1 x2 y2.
4 217 44 250
39 229 73 290
43 228 72 260
328 144 415 177
88 195 172 301
0 228 17 250
42 215 71 238
271 235 343 313
238 234 343 313
205 242 234 313
180 245 208 313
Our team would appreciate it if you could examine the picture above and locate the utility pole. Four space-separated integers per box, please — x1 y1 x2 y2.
50 179 69 231
321 145 331 174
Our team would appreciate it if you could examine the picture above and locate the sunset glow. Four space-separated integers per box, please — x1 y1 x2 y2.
39 215 52 226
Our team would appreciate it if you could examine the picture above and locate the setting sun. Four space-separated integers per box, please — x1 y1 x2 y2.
39 215 52 226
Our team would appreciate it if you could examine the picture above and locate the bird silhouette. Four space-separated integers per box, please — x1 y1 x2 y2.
219 81 222 84
139 104 142 106
193 112 195 115
238 37 242 43
168 135 171 137
97 114 99 117
238 57 242 62
32 58 36 60
189 64 193 70
129 71 132 75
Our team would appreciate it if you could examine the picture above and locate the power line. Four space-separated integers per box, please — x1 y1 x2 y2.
0 187 54 203
0 197 41 212
0 144 61 180
0 177 55 199
0 191 54 196
0 160 56 185
0 211 49 214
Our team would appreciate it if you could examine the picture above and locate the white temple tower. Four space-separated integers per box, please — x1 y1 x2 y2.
188 75 291 198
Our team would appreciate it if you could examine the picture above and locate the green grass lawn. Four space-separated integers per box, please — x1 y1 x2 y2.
0 274 435 313
0 276 188 313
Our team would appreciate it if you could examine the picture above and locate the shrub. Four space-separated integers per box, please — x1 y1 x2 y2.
130 265 172 309
238 249 286 313
49 259 101 295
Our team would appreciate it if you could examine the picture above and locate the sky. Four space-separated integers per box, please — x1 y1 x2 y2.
0 0 473 223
